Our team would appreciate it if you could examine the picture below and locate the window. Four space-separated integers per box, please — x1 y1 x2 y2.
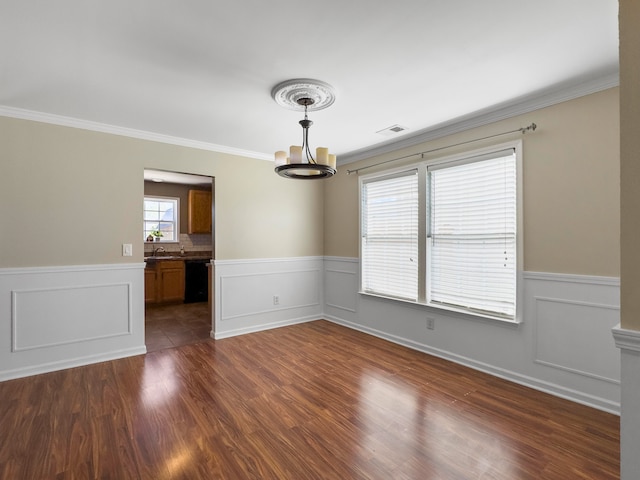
143 196 179 242
361 170 419 301
360 143 521 322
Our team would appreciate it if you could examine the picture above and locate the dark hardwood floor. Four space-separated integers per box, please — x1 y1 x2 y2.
0 320 619 479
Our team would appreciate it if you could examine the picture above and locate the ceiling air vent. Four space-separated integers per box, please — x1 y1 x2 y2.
376 124 409 136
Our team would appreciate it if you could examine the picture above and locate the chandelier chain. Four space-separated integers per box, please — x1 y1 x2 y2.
302 104 317 165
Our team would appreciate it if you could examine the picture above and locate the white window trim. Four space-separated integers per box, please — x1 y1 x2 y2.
144 195 181 243
358 139 524 324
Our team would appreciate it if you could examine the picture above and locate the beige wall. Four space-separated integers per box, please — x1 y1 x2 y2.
620 0 640 330
0 87 620 275
324 88 620 277
0 117 324 267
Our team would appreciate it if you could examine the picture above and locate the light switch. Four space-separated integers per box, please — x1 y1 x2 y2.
122 243 133 257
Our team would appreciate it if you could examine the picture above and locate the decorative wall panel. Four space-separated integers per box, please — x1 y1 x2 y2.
0 264 145 381
12 283 131 351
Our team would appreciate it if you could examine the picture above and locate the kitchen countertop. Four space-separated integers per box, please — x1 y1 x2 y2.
144 253 212 263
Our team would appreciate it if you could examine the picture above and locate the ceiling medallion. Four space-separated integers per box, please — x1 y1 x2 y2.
271 78 336 112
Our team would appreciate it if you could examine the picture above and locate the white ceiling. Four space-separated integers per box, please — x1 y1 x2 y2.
0 1 619 164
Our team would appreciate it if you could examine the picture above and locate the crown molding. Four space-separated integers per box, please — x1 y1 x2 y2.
0 72 619 165
0 106 273 161
339 72 620 165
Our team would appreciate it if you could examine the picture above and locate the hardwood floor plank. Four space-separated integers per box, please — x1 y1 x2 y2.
0 320 619 479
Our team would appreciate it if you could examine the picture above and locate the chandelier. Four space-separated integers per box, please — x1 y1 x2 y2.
271 79 337 179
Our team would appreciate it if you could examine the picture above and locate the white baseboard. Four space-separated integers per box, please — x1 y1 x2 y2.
213 315 322 340
0 346 147 382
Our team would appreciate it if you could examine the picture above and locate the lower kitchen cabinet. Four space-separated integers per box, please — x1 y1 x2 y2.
145 260 185 304
157 261 185 303
144 268 158 304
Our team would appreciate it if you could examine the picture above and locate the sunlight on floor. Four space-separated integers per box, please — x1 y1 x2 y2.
140 353 178 408
358 370 517 478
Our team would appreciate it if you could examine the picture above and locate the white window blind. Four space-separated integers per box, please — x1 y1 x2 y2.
362 170 419 301
428 150 516 318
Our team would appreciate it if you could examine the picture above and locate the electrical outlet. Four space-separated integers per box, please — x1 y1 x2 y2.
427 317 435 330
273 295 279 305
122 243 133 257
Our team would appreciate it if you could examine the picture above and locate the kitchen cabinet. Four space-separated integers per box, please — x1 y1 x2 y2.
144 267 157 304
157 261 185 303
145 260 185 304
188 190 212 234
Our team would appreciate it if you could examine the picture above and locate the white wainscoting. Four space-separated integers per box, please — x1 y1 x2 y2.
214 257 324 339
612 326 640 478
324 257 359 319
532 296 620 383
323 258 621 413
0 263 146 381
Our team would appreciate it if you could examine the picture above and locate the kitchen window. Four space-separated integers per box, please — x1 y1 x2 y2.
144 196 179 242
360 141 522 322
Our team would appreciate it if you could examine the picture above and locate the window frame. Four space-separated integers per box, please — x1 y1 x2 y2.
143 195 180 243
358 140 523 324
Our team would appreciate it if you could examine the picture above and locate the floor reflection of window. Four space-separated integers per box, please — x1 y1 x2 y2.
140 353 178 408
358 370 518 478
360 371 418 429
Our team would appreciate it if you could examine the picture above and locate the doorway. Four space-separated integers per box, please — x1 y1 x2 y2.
143 169 215 352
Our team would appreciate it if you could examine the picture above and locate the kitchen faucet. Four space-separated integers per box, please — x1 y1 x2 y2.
152 246 165 256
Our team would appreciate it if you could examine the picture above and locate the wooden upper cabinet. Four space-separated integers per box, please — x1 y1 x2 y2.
188 189 212 234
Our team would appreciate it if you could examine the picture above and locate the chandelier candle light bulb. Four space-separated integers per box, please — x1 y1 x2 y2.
275 150 287 166
290 145 303 164
316 147 329 165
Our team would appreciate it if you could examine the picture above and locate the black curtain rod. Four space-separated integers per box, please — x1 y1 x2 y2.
346 123 537 175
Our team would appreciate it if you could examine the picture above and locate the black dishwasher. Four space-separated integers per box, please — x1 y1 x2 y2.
184 259 209 303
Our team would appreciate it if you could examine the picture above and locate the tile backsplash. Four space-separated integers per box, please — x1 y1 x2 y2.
144 233 212 254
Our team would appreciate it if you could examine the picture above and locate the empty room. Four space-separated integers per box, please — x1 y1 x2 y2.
2 1 639 479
